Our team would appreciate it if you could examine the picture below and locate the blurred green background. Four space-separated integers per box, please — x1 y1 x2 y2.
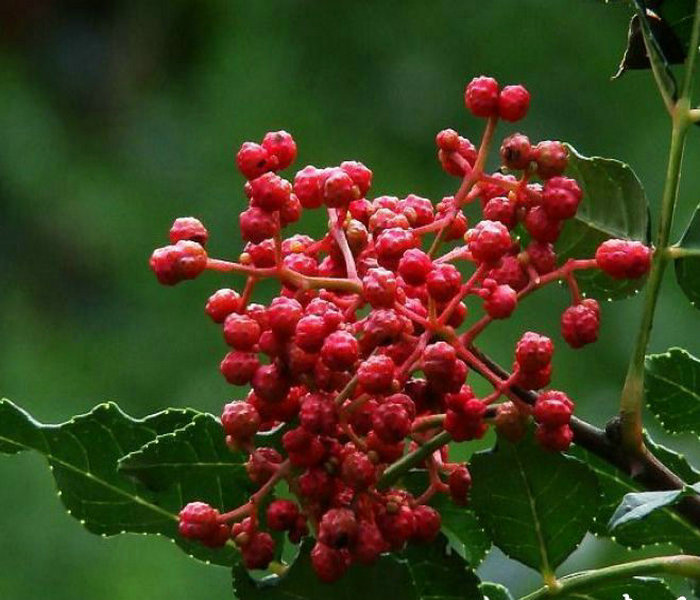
0 1 698 598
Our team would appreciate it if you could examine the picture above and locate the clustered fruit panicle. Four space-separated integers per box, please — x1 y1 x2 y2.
151 75 652 581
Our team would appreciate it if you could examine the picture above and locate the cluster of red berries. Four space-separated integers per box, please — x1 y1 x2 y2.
151 75 652 581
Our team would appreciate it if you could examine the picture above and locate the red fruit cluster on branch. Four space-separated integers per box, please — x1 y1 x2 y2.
152 75 652 581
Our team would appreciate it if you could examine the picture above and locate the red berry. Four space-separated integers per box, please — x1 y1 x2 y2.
323 167 359 208
400 194 435 227
221 351 260 385
150 240 207 286
535 141 568 179
595 239 652 279
249 172 292 212
498 84 530 122
178 502 219 540
358 354 396 394
436 128 460 151
448 466 472 506
374 227 418 270
483 196 517 229
353 520 388 565
341 450 376 490
282 427 326 467
423 342 457 381
438 136 478 176
444 398 487 441
524 206 563 244
239 206 279 243
483 284 518 319
376 503 415 549
252 363 290 403
467 220 512 263
169 217 209 246
223 313 261 350
205 288 241 323
561 299 600 348
340 160 373 196
500 133 533 170
241 531 275 570
494 401 529 443
321 330 359 371
246 447 283 486
266 499 300 531
261 130 297 171
236 141 278 180
221 401 260 442
515 331 554 371
542 176 582 220
299 392 338 435
372 401 411 443
311 542 351 582
411 505 441 543
488 255 529 291
515 361 552 390
318 508 358 549
294 314 328 353
526 241 557 274
426 263 463 302
536 423 574 452
293 165 325 209
398 249 433 285
465 76 499 117
267 297 303 338
363 267 397 308
298 467 334 501
533 390 574 427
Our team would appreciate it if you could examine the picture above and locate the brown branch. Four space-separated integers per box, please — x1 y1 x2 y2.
468 345 700 528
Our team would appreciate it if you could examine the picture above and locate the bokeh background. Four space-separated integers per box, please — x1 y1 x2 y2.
0 1 698 598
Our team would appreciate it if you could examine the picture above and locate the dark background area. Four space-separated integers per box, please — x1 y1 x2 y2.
0 1 698 598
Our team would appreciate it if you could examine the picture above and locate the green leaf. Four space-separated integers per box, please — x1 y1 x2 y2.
469 434 599 574
559 145 650 300
570 436 700 553
479 582 513 600
232 536 483 600
674 205 700 308
645 348 700 435
0 399 236 565
118 413 252 514
558 576 676 600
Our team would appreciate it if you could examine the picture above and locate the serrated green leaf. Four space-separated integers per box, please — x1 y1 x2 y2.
479 582 513 600
570 436 700 553
674 205 700 308
645 348 700 435
469 434 599 574
0 399 236 565
118 413 252 511
557 576 677 600
232 536 483 600
559 145 650 300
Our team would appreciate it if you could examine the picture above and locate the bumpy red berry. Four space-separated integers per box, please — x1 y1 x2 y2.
236 141 277 180
150 240 207 285
467 220 512 263
561 299 600 348
262 130 297 170
178 502 220 540
448 466 472 506
535 140 568 179
465 76 499 117
595 239 652 279
169 217 209 246
266 499 300 531
321 331 359 371
500 133 533 170
542 176 582 220
358 355 397 394
498 85 530 122
515 332 554 371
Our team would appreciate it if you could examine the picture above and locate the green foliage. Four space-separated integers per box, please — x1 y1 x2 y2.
0 399 238 566
570 437 700 553
469 434 600 573
118 413 253 515
608 483 700 530
556 576 676 600
232 537 482 600
674 205 700 308
560 145 650 300
645 347 700 435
